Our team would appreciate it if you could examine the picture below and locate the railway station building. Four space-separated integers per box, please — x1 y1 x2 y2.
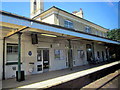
0 0 120 81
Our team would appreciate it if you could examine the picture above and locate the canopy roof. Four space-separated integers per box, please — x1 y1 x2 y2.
0 10 120 45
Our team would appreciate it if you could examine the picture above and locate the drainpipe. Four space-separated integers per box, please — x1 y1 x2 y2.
68 39 73 70
2 37 5 80
17 32 22 81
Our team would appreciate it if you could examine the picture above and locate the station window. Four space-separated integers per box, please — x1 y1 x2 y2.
100 32 103 37
7 44 18 54
64 20 74 29
96 30 99 35
7 43 18 62
85 26 91 33
104 33 107 37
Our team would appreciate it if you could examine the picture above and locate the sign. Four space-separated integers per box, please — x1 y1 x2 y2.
28 51 32 56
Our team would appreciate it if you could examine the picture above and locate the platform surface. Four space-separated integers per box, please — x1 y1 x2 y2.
2 61 120 89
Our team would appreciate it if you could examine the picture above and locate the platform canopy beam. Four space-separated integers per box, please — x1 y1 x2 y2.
5 26 29 38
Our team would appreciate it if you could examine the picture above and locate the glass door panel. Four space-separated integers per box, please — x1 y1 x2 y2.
43 49 49 70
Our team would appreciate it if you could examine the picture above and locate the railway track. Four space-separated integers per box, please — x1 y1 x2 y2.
46 62 120 89
82 69 120 89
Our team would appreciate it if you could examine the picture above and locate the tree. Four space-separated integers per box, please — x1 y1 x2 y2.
107 28 120 61
107 29 120 41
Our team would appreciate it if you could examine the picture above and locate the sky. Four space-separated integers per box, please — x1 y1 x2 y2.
1 1 119 30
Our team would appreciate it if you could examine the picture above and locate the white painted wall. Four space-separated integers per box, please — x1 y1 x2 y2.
42 14 55 24
72 41 88 66
50 44 67 71
2 31 107 79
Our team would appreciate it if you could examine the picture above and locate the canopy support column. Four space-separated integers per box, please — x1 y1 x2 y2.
17 32 22 82
2 38 5 80
68 39 73 70
92 42 95 60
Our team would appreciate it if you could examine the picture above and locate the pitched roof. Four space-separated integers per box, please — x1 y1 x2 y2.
33 6 109 31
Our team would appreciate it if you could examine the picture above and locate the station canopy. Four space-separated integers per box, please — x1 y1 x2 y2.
0 10 120 45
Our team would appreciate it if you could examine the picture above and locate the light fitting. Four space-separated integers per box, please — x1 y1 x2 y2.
41 34 57 37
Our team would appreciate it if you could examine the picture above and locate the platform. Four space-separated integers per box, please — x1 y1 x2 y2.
2 61 120 89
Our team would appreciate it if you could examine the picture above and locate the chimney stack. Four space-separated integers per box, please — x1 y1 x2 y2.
72 8 84 18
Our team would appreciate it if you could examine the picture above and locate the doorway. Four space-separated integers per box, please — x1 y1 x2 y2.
86 44 93 62
102 51 104 61
37 48 49 73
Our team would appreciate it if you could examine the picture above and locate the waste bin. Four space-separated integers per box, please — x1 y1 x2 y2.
16 71 25 81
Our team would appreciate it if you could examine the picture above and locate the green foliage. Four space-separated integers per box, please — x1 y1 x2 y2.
107 29 120 41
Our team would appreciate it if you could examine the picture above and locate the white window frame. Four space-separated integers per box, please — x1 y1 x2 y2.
85 26 91 33
7 43 18 62
96 30 99 35
104 33 107 37
100 32 103 37
64 20 74 29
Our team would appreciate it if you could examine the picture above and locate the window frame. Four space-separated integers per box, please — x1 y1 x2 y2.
6 43 18 62
100 32 103 37
96 30 99 35
104 33 107 37
85 26 91 33
64 20 74 29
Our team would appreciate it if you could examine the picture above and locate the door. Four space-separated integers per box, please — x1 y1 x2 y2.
37 48 49 73
102 51 104 61
43 49 49 72
86 44 93 62
37 49 42 73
